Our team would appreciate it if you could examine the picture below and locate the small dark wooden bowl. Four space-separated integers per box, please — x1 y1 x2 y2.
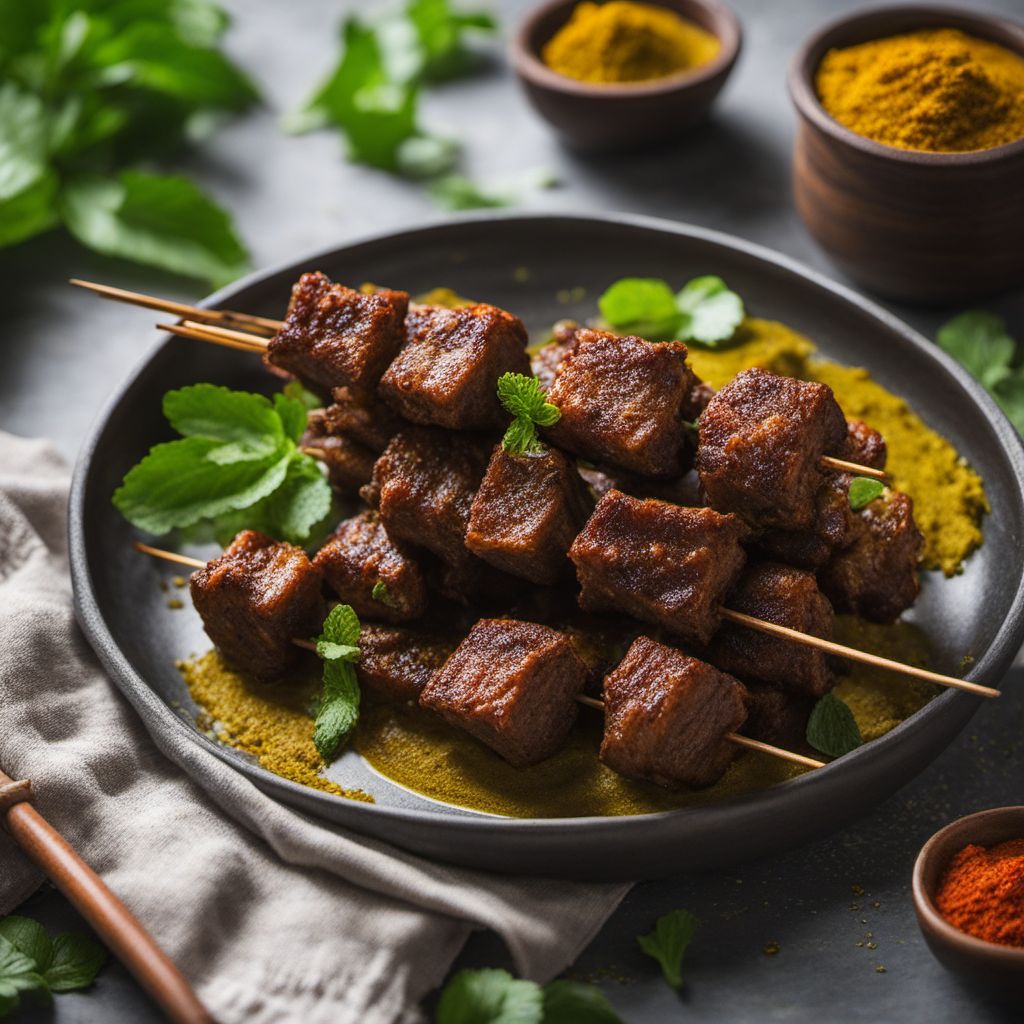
912 806 1024 1000
512 0 742 152
788 5 1024 305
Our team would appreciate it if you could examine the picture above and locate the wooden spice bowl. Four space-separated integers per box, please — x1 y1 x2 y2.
787 5 1024 305
912 806 1024 999
512 0 742 152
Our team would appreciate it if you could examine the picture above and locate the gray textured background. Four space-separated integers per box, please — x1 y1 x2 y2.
2 0 1022 1020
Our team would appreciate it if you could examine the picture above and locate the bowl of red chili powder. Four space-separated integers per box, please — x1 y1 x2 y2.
913 806 1024 996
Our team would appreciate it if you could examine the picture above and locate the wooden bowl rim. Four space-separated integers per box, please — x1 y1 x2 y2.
912 806 1024 965
787 3 1024 166
511 0 742 99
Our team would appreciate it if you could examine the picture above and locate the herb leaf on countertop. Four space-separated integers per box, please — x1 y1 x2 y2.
407 0 497 81
806 693 863 758
541 979 623 1023
636 908 699 989
435 967 544 1024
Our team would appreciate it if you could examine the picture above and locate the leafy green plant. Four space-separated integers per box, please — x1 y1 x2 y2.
313 604 362 761
599 275 744 347
113 383 332 543
936 311 1024 433
848 477 885 511
0 916 106 1019
0 0 257 285
806 693 862 758
497 373 561 455
636 909 699 989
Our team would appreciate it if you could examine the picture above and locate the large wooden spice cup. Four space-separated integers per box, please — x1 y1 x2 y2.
787 5 1024 305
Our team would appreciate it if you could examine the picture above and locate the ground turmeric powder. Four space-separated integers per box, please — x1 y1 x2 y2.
816 28 1024 153
542 1 719 85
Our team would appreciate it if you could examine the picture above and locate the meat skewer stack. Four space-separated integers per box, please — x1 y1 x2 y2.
81 271 995 797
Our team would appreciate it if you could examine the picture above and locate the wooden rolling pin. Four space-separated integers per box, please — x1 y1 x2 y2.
0 767 211 1024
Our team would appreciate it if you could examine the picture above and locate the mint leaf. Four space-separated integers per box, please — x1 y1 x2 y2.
317 641 360 661
937 311 1015 391
0 83 59 247
273 392 309 444
637 909 699 989
848 477 885 511
436 968 544 1024
0 919 50 975
806 693 862 758
407 0 497 80
42 934 106 993
994 374 1024 434
372 580 399 607
313 605 362 761
164 384 284 456
283 380 323 413
320 603 361 648
61 171 250 288
497 372 560 455
598 278 679 341
675 275 744 346
542 980 622 1023
0 934 45 1012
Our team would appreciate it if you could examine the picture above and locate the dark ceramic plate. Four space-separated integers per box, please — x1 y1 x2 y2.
69 213 1024 880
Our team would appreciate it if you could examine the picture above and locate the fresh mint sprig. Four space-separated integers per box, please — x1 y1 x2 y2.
313 604 362 761
636 909 699 990
806 693 862 759
113 384 332 543
848 477 885 511
497 373 561 455
599 275 744 347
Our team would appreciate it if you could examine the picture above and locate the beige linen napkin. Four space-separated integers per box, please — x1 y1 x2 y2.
0 431 629 1024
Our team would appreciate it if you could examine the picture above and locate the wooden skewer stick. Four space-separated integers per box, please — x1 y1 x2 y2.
820 456 888 481
577 695 824 769
70 279 283 334
0 766 211 1024
135 544 998 701
160 322 266 355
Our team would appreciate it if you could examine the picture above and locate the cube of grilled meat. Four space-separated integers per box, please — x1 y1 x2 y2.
313 511 427 624
753 528 832 571
546 329 699 478
578 463 705 507
356 624 457 704
706 562 835 697
321 386 403 453
743 685 813 751
420 619 587 767
530 321 581 392
820 491 923 623
299 431 375 497
600 637 748 789
367 427 491 565
378 303 530 430
697 368 847 531
190 531 326 682
569 490 748 646
466 446 594 585
844 419 887 470
267 272 408 397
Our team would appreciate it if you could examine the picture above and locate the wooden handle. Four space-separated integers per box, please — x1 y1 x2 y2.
0 768 211 1024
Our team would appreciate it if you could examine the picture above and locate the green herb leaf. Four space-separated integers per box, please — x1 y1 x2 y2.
541 979 623 1023
636 909 699 989
320 602 361 648
806 693 863 758
316 641 361 661
407 0 497 80
273 392 309 444
675 275 744 346
164 384 284 458
436 968 544 1024
497 372 560 455
372 580 399 607
41 934 106 993
937 311 1015 391
0 934 46 1013
283 380 323 412
599 277 679 340
396 133 459 178
0 919 50 976
313 604 362 761
429 174 510 210
848 476 885 511
61 171 250 288
993 374 1024 435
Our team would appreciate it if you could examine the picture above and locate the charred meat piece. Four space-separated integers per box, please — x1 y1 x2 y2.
432 549 523 606
844 419 887 470
368 427 490 565
820 491 923 623
321 386 403 453
267 272 408 397
753 528 832 571
706 562 835 697
530 321 581 392
569 490 748 646
546 329 699 478
190 530 326 682
378 304 530 430
600 637 748 789
313 511 427 624
697 368 847 531
420 619 587 766
578 463 705 508
743 685 813 751
299 431 375 497
465 446 594 585
356 624 457 704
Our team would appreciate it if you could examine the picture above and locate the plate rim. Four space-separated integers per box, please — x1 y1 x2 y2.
69 209 1024 834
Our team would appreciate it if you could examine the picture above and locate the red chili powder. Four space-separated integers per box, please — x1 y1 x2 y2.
934 838 1024 946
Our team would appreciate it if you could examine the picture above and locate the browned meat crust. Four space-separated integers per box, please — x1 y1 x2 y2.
267 272 408 397
530 321 581 392
706 561 835 697
313 511 427 624
820 491 923 623
322 386 403 453
356 624 456 704
600 637 748 789
545 329 699 478
420 619 587 766
299 431 375 496
697 368 847 530
190 530 326 681
844 419 887 470
568 490 748 646
743 685 813 752
466 446 594 585
378 304 530 430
